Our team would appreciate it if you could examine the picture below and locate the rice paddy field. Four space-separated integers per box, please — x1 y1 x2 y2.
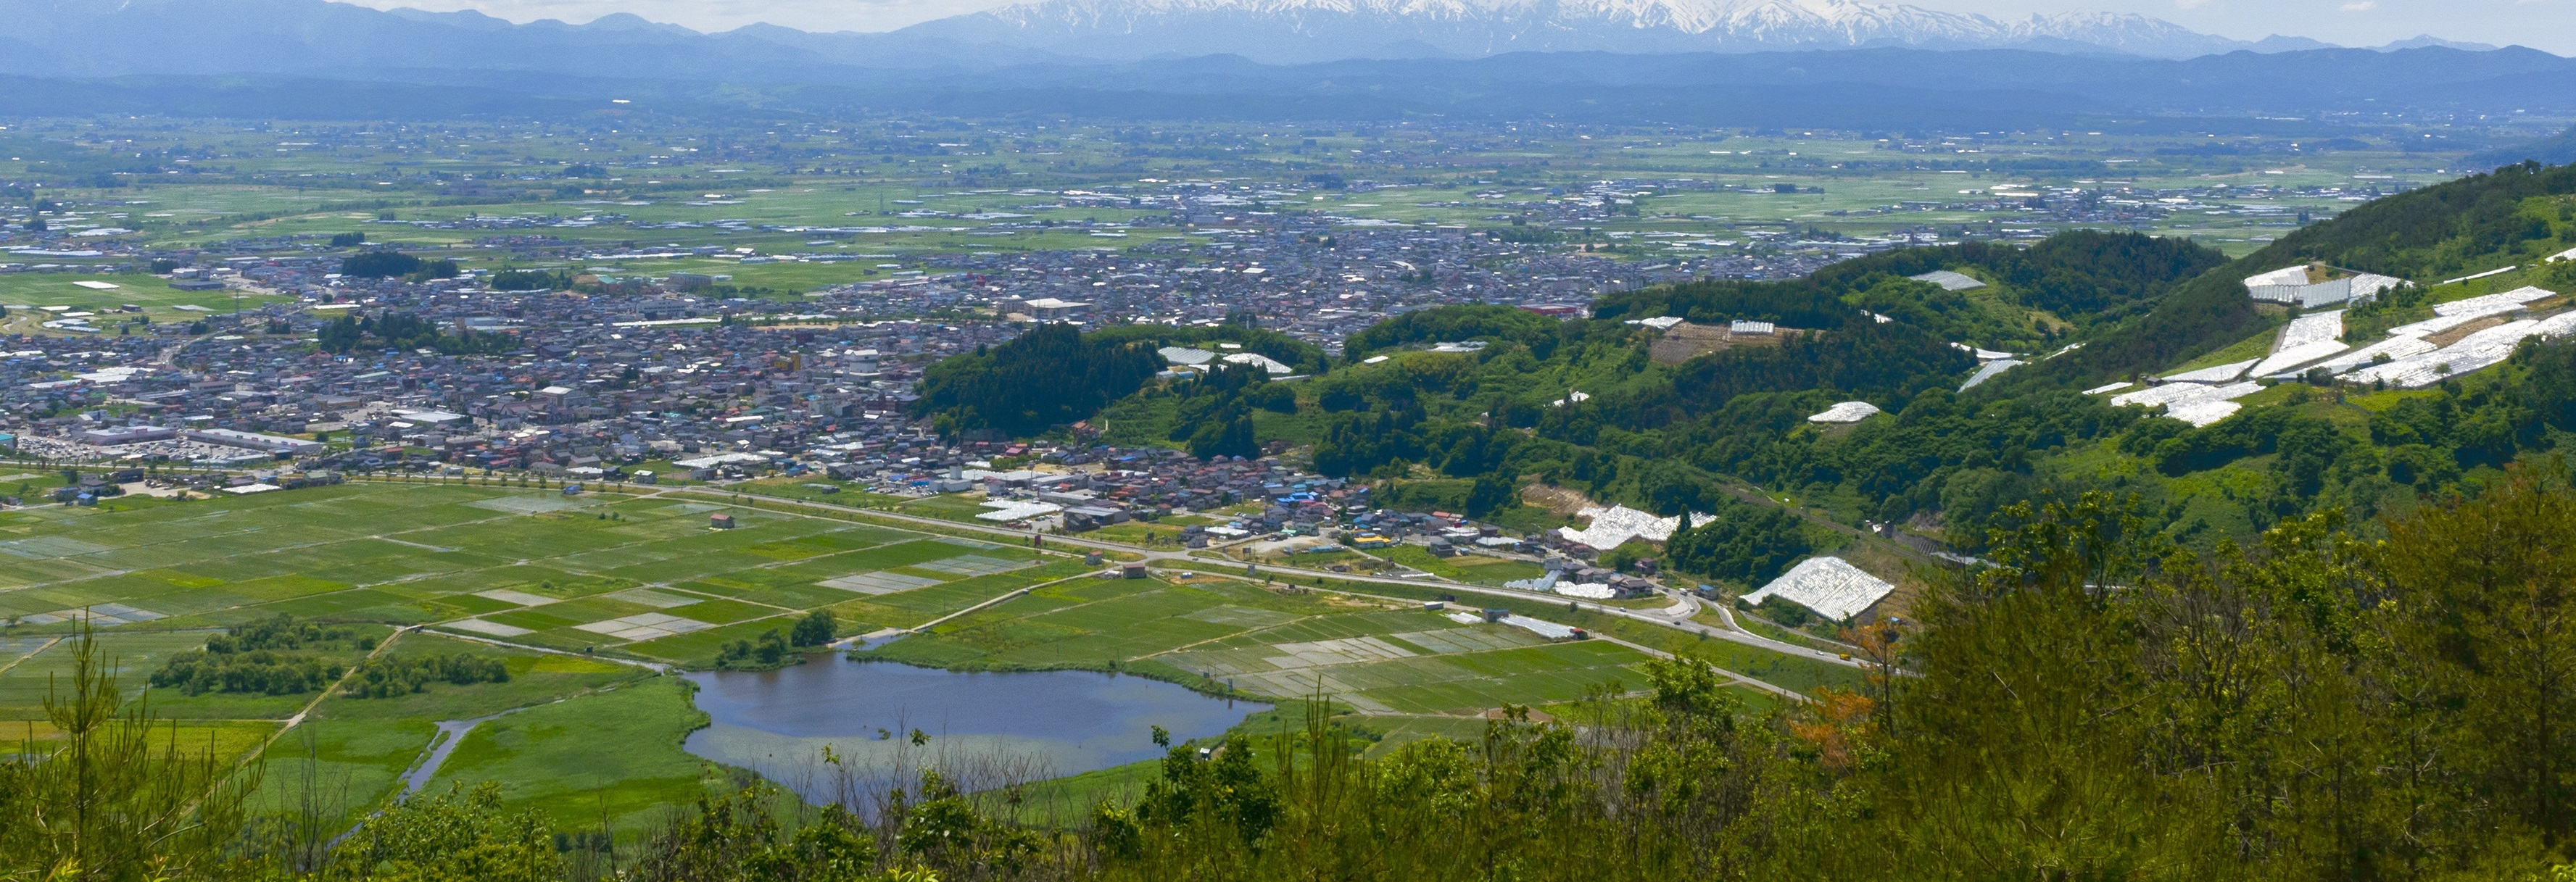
0 478 1833 828
858 568 1753 717
0 480 1098 825
0 481 1083 661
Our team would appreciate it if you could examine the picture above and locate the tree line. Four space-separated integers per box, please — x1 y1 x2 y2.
318 312 518 356
149 615 376 697
344 652 510 699
914 324 1167 438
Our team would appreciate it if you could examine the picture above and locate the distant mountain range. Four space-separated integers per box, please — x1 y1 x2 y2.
899 0 2279 62
0 0 2522 75
0 0 2560 126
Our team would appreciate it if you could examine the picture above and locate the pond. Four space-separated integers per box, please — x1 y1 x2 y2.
684 654 1266 802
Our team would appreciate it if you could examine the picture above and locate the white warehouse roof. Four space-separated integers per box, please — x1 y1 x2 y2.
1909 270 1987 291
1157 346 1216 365
1807 402 1882 423
1741 557 1896 622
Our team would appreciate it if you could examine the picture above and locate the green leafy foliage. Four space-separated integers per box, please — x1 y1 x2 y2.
891 770 1044 876
631 785 879 882
1864 483 2576 878
0 628 256 881
1156 363 1271 460
339 250 422 278
488 268 569 291
318 312 518 356
1631 323 1970 425
1815 230 2226 325
408 259 461 283
326 782 558 881
1342 304 1562 360
1085 323 1330 376
913 323 1165 438
1465 473 1516 518
336 249 457 282
151 649 340 697
1599 230 2222 351
1088 654 1805 881
1836 274 2016 346
149 615 373 696
791 610 835 647
1596 275 1869 330
344 652 510 699
1750 594 1817 628
1664 502 1811 585
716 629 794 669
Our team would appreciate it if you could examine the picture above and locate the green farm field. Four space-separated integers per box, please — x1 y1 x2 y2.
0 469 1856 841
247 633 682 831
0 480 1118 827
1365 545 1549 586
0 482 1079 665
861 570 1668 717
0 272 294 334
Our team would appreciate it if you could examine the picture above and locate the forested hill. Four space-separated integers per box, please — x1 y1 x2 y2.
1993 159 2576 396
1596 230 2224 347
914 322 1326 438
923 162 2576 583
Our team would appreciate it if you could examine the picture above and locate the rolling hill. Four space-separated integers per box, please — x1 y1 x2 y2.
925 161 2576 573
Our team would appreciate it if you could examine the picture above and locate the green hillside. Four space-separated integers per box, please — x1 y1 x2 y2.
2008 160 2576 393
929 164 2576 586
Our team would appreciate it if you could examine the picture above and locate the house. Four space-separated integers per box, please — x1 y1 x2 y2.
1063 504 1128 531
710 512 736 529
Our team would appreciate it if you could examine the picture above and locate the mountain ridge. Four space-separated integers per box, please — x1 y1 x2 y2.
0 0 2562 122
0 45 2569 125
894 0 2256 62
0 0 2530 72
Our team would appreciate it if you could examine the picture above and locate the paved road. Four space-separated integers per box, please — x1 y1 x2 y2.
655 485 1868 671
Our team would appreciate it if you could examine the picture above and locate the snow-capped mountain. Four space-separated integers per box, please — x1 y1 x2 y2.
895 0 2256 62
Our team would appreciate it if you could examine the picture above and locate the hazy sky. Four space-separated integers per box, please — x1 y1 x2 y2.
341 0 2576 52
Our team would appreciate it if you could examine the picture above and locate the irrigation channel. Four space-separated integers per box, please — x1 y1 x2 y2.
682 652 1266 804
